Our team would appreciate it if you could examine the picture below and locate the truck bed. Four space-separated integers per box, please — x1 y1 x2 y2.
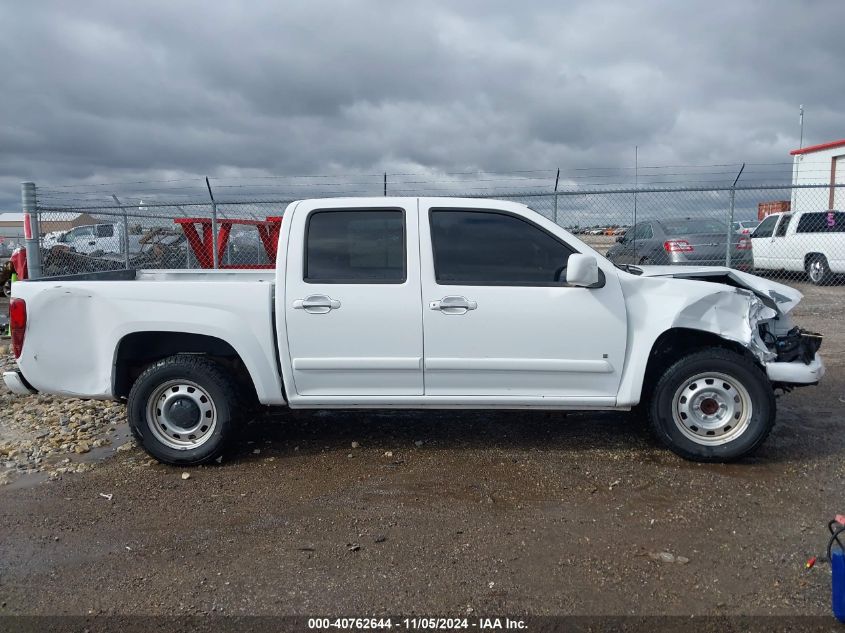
10 268 284 403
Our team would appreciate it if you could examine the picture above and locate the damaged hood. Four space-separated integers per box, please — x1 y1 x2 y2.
633 265 803 314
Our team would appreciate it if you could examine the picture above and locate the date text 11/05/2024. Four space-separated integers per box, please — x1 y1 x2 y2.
308 617 528 629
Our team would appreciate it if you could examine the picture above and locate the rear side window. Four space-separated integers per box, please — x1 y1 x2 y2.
796 211 845 233
430 209 575 286
305 210 406 283
633 223 653 240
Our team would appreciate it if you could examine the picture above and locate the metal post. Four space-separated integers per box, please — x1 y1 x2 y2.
205 177 219 269
21 182 42 279
383 172 387 197
176 206 193 268
725 163 745 268
553 168 560 225
633 146 638 263
112 194 131 269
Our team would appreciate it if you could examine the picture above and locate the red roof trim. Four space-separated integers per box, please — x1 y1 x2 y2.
790 139 845 155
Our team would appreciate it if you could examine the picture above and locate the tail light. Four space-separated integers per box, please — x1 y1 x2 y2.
737 237 752 250
9 298 26 359
663 239 694 253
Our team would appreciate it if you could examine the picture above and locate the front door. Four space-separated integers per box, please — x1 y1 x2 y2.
418 200 628 401
284 200 424 397
750 214 781 269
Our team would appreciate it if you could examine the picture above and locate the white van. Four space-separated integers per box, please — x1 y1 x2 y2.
750 210 845 284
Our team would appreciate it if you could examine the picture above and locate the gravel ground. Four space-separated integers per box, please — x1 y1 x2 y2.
0 283 843 620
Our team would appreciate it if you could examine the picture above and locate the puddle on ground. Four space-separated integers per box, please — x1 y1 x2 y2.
1 421 133 491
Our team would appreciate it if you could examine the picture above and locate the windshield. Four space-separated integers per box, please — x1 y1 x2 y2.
660 219 726 235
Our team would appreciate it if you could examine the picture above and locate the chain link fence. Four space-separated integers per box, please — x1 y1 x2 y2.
14 181 845 288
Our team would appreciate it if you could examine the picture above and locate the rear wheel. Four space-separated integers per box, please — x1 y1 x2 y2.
128 355 240 465
806 254 832 286
648 349 775 462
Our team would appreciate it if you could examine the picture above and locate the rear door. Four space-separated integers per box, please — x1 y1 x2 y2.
283 200 424 397
418 199 627 401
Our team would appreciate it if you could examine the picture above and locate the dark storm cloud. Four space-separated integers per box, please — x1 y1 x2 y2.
0 0 842 208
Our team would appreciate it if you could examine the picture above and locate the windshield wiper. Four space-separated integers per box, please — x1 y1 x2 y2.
614 264 643 275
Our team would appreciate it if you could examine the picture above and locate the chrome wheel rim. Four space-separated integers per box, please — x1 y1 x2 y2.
809 260 824 283
146 379 217 450
671 372 753 446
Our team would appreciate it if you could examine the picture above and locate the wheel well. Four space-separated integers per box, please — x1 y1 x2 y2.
113 332 259 403
640 328 756 402
804 252 825 266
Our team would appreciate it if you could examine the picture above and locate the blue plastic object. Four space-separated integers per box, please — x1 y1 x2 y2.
833 548 845 623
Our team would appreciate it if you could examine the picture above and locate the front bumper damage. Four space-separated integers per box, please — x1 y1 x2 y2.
765 355 825 385
764 327 824 385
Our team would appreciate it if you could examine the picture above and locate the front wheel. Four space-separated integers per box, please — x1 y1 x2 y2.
648 349 776 462
128 355 240 465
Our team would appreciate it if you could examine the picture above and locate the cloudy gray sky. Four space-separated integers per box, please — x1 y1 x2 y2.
0 0 843 209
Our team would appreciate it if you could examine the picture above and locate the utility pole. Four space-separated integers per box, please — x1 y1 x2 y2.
799 104 804 149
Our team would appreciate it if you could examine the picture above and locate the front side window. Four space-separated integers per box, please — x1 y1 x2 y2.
96 224 114 237
752 215 779 238
305 210 405 283
774 214 792 237
430 209 575 286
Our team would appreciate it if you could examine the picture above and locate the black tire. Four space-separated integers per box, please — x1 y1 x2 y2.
806 254 833 286
127 354 240 465
647 349 776 462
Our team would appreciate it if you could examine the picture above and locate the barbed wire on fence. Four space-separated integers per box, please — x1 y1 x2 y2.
10 176 845 288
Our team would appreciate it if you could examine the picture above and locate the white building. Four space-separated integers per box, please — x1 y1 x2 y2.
791 139 845 212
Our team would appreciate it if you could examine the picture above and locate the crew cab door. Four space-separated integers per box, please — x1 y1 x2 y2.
283 200 423 397
418 199 627 401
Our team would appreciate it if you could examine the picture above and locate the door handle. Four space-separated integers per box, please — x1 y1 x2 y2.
293 294 341 314
429 296 477 315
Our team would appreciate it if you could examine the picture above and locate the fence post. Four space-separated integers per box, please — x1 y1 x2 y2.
553 168 560 225
21 182 42 279
384 172 387 197
206 177 219 269
112 194 131 270
725 164 745 268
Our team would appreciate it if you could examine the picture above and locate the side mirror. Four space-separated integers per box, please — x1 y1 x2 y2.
566 254 599 287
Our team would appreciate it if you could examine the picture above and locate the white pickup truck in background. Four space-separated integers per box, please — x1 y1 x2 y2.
4 197 825 464
751 210 845 284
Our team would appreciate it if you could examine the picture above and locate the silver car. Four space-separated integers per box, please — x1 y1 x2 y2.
605 218 754 271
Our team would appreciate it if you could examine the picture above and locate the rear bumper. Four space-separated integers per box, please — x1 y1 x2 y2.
3 370 36 395
669 254 754 270
765 354 826 385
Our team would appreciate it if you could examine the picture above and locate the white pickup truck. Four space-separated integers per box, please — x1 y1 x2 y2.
4 197 825 464
751 210 845 284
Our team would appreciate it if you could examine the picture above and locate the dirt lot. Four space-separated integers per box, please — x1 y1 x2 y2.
0 281 843 622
